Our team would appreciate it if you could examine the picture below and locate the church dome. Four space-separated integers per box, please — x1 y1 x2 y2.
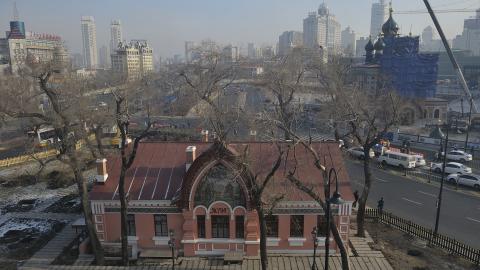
365 37 374 52
382 8 399 36
318 3 329 16
374 37 385 51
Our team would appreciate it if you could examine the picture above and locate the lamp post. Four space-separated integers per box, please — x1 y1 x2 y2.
433 121 450 242
464 97 473 151
311 227 319 270
324 168 344 270
168 231 176 270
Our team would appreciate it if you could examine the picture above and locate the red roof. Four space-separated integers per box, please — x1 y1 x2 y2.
89 142 354 203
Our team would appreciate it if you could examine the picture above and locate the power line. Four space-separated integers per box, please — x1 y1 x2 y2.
396 9 478 14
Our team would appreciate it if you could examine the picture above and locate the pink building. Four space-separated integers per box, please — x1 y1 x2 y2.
89 141 354 258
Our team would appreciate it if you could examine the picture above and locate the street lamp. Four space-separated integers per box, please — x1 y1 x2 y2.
311 227 319 270
433 121 450 244
324 168 344 270
168 231 176 270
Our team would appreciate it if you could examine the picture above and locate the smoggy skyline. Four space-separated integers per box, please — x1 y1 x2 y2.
1 0 479 58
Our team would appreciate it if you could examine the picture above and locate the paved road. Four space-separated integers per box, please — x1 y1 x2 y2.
346 160 480 249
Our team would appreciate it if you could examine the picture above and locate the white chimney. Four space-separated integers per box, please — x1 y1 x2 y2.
186 146 197 171
95 158 108 184
201 130 209 142
250 130 257 141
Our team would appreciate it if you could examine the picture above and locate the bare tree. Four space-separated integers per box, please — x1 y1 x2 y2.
313 59 400 237
236 143 284 270
262 49 306 140
112 79 153 266
0 67 105 264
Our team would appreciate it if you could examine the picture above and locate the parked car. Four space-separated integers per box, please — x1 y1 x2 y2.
447 174 480 190
347 147 375 159
432 162 472 175
414 155 426 167
377 151 416 169
442 150 473 163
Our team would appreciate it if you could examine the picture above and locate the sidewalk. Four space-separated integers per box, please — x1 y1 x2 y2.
18 220 78 270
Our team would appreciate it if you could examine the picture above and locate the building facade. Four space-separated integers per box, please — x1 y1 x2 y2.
341 27 356 56
81 16 98 69
370 0 388 38
111 40 153 80
110 20 123 54
278 31 303 57
303 3 341 54
421 26 444 52
356 8 439 99
98 45 110 69
453 9 480 56
89 141 354 258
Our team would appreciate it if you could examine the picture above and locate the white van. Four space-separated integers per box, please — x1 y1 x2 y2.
378 151 416 169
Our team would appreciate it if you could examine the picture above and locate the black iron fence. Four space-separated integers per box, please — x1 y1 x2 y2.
365 208 480 265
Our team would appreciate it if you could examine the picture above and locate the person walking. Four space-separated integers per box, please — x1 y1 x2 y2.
353 190 359 208
377 197 384 214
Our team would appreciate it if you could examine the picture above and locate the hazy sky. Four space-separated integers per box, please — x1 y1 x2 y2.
1 0 479 58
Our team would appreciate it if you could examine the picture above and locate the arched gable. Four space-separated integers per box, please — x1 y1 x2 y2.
178 142 251 210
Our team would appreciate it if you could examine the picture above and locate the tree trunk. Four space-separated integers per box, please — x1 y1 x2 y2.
356 154 372 237
119 165 129 266
329 214 350 270
94 127 105 156
71 162 105 265
257 207 268 270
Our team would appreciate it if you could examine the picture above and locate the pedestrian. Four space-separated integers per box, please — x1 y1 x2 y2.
377 197 384 214
353 190 359 208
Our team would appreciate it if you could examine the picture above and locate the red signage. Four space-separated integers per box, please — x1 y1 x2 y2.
210 207 228 215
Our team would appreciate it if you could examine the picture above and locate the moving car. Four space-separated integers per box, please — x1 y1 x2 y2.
446 174 480 190
377 151 416 169
414 155 426 167
347 147 375 159
443 150 473 163
432 162 472 175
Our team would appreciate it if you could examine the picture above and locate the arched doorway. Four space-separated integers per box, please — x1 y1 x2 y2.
400 107 416 125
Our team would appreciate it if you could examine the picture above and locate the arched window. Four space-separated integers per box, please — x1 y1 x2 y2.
194 164 246 208
434 109 440 119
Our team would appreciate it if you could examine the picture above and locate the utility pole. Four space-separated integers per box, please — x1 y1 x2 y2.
423 0 477 113
465 98 473 150
434 122 449 238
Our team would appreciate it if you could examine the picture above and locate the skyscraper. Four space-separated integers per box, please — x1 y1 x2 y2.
341 27 356 56
185 41 195 63
110 20 122 53
453 8 480 56
247 43 256 59
370 0 388 38
81 16 97 69
278 31 303 57
98 45 109 69
303 3 341 54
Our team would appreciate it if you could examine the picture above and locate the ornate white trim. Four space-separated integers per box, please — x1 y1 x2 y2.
182 238 246 244
152 236 170 246
288 237 306 247
267 237 281 247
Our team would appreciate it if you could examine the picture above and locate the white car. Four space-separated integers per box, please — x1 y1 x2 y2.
432 162 472 175
414 155 426 167
445 150 473 163
347 147 375 159
377 151 416 169
447 174 480 190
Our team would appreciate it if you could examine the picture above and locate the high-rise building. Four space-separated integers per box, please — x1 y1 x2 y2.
303 3 341 54
222 45 239 63
453 8 480 56
111 40 153 80
355 37 369 57
278 31 303 57
185 41 195 63
81 16 97 69
71 53 83 69
247 43 256 59
421 26 444 52
98 45 110 69
341 27 356 56
370 0 388 38
110 20 123 54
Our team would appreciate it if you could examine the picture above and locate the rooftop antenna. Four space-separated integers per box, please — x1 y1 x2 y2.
13 2 19 20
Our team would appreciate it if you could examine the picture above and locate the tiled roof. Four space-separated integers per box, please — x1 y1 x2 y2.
89 141 354 203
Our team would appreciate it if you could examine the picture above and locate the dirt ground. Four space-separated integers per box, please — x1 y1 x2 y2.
365 220 479 270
